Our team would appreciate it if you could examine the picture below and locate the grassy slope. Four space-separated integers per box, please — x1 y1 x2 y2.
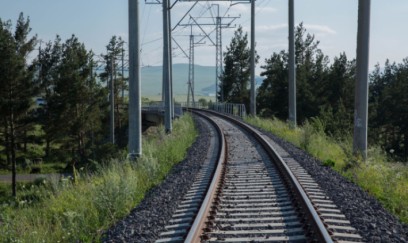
245 116 408 224
0 114 197 242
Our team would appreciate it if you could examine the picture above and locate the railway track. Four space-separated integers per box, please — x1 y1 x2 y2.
156 110 363 243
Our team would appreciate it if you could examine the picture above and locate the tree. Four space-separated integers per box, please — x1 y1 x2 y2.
295 26 330 121
258 23 329 122
49 35 106 163
369 59 408 160
219 26 259 110
99 36 127 147
0 13 37 196
319 53 355 136
257 51 288 118
257 23 359 138
35 36 63 158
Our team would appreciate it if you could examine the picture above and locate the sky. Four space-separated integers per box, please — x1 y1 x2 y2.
1 0 408 76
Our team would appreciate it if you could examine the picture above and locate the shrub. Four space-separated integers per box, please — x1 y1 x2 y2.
322 159 335 167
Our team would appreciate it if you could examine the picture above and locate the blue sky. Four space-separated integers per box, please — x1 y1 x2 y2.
1 0 408 75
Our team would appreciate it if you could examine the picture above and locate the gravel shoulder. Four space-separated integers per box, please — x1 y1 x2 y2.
249 123 408 242
103 116 211 242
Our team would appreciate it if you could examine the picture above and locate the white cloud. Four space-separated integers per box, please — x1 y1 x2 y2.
303 24 336 35
255 24 287 32
231 4 250 13
256 6 277 14
228 4 277 14
253 23 336 36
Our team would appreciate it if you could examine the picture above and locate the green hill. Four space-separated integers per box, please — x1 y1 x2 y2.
141 64 216 97
139 63 263 101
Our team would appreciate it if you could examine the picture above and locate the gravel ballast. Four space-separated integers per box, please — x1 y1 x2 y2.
251 124 408 242
103 114 407 242
103 116 211 243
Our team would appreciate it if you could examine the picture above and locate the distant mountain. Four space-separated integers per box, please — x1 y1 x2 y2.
200 76 264 96
141 63 264 97
141 64 215 96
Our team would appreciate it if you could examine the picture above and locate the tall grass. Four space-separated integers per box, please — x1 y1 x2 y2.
245 116 408 224
0 114 197 242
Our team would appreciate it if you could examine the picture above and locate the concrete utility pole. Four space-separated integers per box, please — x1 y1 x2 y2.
128 0 142 157
250 0 256 116
163 0 172 133
168 8 174 119
353 0 371 159
213 4 223 103
187 33 195 107
288 0 297 128
109 55 115 144
121 45 125 101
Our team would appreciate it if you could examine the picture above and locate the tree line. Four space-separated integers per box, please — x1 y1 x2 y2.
1 13 407 198
220 23 408 161
0 13 128 196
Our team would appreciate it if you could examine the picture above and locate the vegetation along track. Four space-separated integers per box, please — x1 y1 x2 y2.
156 109 363 242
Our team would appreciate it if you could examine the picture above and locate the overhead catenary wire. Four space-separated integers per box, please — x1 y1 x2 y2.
141 0 264 66
142 4 153 45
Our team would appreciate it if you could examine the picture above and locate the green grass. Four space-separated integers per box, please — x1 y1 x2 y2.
38 163 67 174
0 114 198 242
0 183 10 203
245 116 408 224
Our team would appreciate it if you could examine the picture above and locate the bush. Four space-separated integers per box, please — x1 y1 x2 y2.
322 159 335 167
93 143 122 163
30 166 42 174
197 98 208 107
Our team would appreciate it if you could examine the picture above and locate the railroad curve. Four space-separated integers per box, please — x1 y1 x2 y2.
156 110 363 243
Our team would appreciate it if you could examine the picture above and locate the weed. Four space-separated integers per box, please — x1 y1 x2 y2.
245 116 408 224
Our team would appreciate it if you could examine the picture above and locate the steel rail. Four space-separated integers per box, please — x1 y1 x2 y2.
188 108 333 243
184 110 227 243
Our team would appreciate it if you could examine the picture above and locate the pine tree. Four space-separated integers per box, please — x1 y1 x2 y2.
100 36 127 147
294 23 330 121
219 26 258 110
257 51 288 118
0 13 37 196
258 23 329 121
319 53 355 136
369 59 408 160
50 35 105 164
35 36 63 158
